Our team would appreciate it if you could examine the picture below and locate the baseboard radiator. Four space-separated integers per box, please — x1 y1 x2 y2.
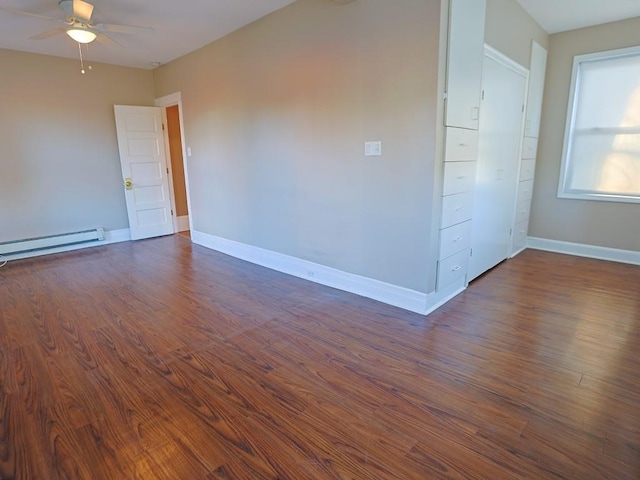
0 228 105 256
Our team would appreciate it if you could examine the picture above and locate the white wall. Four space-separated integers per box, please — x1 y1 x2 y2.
485 0 549 68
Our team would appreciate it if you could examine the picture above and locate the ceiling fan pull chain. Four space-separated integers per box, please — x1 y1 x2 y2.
85 43 93 72
78 42 85 74
77 42 93 75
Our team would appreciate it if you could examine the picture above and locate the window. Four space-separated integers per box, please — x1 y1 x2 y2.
559 45 640 203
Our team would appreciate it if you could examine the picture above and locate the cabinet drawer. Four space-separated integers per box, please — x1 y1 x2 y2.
441 192 473 228
512 219 529 253
517 180 534 204
522 137 538 159
443 161 476 196
445 128 479 162
519 159 535 181
437 249 469 290
439 220 472 260
515 199 531 225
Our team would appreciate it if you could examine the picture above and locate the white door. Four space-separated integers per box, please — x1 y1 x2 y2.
114 105 175 240
468 49 527 281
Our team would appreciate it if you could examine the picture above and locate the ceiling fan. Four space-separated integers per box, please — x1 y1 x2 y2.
1 0 154 46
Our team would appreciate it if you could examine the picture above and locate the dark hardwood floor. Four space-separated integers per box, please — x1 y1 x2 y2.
0 235 638 479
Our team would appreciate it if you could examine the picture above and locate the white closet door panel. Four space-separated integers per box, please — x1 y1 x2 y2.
469 51 527 282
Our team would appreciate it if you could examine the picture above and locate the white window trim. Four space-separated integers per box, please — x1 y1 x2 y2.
558 45 640 204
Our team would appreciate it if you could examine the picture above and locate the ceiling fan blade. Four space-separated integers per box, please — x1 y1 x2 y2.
0 7 62 22
95 32 123 49
72 0 93 22
30 27 66 40
94 23 154 35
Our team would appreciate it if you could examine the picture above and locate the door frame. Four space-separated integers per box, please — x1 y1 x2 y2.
155 92 193 234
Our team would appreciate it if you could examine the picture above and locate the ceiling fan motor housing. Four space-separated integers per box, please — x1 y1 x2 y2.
59 0 94 23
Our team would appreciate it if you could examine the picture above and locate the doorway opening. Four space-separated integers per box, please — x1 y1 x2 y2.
156 92 192 239
165 105 189 236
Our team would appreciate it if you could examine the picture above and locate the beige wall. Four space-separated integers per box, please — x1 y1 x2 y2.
485 0 549 68
154 0 442 292
0 49 155 242
530 18 640 251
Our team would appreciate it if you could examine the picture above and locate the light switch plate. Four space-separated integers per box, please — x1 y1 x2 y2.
365 141 382 156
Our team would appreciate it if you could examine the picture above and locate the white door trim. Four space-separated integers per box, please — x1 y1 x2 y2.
484 44 529 77
155 92 193 234
159 107 179 232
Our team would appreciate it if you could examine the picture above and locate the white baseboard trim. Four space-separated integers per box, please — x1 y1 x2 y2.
176 216 190 232
191 230 467 315
425 281 467 315
1 228 131 262
527 237 640 266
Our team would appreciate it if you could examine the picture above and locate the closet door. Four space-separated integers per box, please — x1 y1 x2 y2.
468 49 527 281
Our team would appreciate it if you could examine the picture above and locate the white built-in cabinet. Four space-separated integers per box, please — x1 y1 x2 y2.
444 0 486 130
512 41 547 255
436 0 486 291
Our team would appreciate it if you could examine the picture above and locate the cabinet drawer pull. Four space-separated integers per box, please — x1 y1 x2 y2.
456 175 466 179
455 206 464 212
453 236 463 243
458 143 468 147
451 265 461 272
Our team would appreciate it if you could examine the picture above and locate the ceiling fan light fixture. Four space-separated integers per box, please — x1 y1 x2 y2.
66 28 96 44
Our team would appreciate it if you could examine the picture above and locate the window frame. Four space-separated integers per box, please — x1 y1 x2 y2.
558 45 640 204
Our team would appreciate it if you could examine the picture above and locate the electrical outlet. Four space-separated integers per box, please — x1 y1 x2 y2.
364 141 382 156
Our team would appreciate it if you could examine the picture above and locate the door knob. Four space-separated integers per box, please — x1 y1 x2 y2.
124 178 133 190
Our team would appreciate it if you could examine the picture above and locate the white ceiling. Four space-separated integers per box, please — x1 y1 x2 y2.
0 0 298 69
1 1 640 70
517 0 640 34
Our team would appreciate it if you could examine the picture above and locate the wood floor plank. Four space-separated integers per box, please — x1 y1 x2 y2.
0 237 638 478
